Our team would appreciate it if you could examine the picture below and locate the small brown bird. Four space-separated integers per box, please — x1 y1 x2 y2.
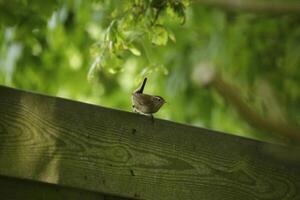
132 78 166 116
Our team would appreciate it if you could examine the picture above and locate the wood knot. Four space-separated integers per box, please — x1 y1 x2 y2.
130 169 135 176
134 193 140 198
132 128 137 135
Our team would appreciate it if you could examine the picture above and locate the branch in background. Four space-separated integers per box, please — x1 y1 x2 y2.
192 0 300 15
193 64 300 144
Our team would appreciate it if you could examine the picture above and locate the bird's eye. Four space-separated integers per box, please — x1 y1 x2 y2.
154 96 161 101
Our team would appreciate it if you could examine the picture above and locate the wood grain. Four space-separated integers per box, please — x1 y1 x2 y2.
0 85 300 200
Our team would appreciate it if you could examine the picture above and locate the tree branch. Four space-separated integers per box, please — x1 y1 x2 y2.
193 65 300 144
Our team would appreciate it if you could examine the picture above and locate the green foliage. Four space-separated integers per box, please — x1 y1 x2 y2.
87 0 188 79
0 0 299 142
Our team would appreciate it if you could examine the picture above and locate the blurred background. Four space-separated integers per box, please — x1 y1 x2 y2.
0 0 299 144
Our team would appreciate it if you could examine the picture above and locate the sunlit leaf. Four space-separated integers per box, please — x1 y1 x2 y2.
108 65 124 74
151 25 168 46
88 56 101 81
90 42 102 57
128 45 141 56
168 29 176 43
154 64 169 75
140 67 153 77
108 68 118 74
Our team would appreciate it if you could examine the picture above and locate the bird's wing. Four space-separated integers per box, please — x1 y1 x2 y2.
132 93 153 106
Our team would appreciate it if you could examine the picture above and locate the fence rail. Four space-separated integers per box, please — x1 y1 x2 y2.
0 85 299 200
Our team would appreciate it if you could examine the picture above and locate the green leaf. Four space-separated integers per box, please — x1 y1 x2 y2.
128 45 141 56
105 20 118 42
140 67 154 77
88 56 101 81
168 29 176 43
151 25 168 46
108 66 123 74
170 1 186 25
154 64 169 75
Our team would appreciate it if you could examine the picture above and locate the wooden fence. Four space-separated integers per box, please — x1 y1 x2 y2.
0 85 299 199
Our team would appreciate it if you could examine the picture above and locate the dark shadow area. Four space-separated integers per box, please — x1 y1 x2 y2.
0 175 133 200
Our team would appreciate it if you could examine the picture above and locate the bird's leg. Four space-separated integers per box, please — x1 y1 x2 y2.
150 114 154 123
142 113 154 123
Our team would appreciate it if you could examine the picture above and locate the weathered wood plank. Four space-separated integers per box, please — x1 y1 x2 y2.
0 85 299 200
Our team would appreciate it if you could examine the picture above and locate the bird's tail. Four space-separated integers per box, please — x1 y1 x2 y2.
135 77 147 93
